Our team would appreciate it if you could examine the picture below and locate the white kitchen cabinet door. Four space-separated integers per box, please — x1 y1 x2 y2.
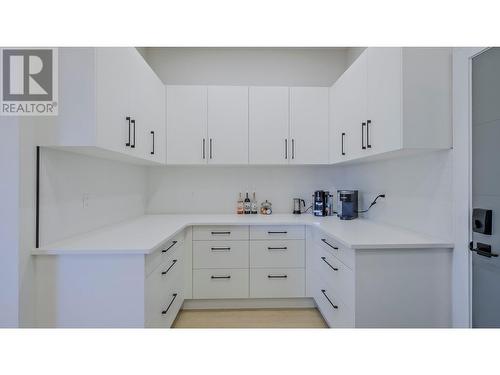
95 48 134 154
289 87 329 164
166 86 208 164
343 51 368 161
249 87 289 164
366 47 402 155
207 86 249 164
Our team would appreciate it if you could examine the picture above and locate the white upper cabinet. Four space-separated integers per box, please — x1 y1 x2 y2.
249 87 289 164
50 48 166 164
207 86 249 164
166 86 208 164
330 47 451 163
289 87 329 164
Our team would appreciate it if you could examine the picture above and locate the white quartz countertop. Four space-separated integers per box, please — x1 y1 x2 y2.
32 214 453 255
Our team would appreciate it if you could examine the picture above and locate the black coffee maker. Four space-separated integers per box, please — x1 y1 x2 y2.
313 190 328 216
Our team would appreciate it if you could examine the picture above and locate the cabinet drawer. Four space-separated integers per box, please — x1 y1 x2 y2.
193 269 249 299
316 245 355 307
317 233 354 270
250 225 305 240
145 231 185 276
313 278 354 328
250 240 305 268
193 240 249 269
250 268 305 298
193 225 249 241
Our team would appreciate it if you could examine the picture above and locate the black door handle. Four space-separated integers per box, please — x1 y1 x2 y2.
367 120 372 148
131 119 136 148
150 131 155 155
126 116 131 146
362 122 366 149
341 132 346 156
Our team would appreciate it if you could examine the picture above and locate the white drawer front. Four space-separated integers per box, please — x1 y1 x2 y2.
318 233 354 270
250 268 305 298
316 245 355 308
313 277 354 328
193 226 249 241
250 240 305 268
193 269 249 299
146 231 185 276
250 225 305 240
193 240 249 269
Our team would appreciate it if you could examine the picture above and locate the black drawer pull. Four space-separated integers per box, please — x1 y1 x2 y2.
211 247 231 251
268 274 288 279
321 289 338 309
161 259 178 275
321 256 338 271
161 293 178 315
161 240 178 253
267 247 288 250
321 238 338 250
211 231 231 235
268 231 288 234
211 275 231 279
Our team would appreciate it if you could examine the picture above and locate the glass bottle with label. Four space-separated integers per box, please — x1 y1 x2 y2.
237 193 244 214
251 192 258 214
244 193 251 214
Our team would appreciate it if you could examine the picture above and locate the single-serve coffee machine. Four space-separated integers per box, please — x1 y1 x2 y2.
337 190 358 220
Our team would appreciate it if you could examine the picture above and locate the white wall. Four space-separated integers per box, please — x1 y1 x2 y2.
336 150 453 240
0 117 20 327
146 165 339 214
144 47 348 86
39 148 147 245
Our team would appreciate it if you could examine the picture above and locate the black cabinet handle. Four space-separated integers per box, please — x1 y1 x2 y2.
211 247 231 251
367 120 372 148
362 122 366 150
161 259 178 275
268 274 287 279
161 240 177 253
321 256 338 271
150 131 155 155
285 139 288 159
209 138 213 159
321 289 338 309
125 117 131 146
341 132 346 156
211 231 231 235
267 246 288 250
321 238 339 250
202 139 206 159
161 293 178 315
131 119 136 148
268 231 288 234
211 275 231 279
291 139 295 159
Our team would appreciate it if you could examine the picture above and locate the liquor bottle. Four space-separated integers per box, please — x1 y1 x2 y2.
244 193 251 214
251 192 258 214
237 193 244 214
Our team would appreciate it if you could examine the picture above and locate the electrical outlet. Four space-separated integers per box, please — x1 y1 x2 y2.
82 193 90 208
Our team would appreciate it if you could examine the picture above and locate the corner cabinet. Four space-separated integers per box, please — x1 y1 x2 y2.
44 47 166 164
330 47 452 163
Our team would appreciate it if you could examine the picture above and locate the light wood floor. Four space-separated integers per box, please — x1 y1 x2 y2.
172 308 328 328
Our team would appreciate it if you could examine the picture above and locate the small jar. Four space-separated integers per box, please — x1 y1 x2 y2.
260 200 272 215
